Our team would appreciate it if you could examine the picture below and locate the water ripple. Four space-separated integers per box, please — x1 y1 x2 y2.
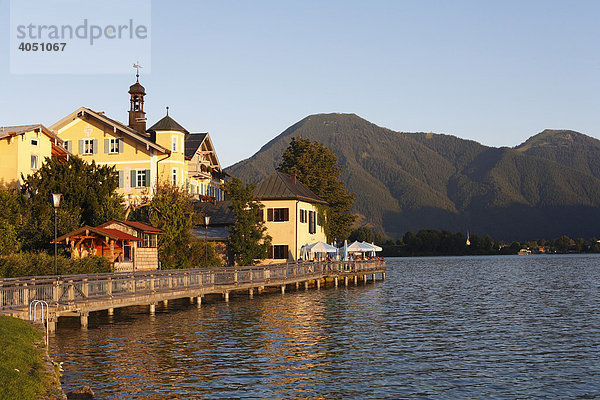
51 255 600 399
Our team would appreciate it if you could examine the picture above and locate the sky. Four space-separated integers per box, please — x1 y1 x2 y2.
1 0 599 168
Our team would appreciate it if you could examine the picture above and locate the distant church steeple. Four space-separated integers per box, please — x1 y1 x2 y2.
128 63 147 134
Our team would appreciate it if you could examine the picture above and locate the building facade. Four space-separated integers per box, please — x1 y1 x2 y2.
254 172 328 263
0 124 69 187
49 74 225 203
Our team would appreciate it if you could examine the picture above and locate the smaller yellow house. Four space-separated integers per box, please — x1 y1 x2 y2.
254 172 328 263
0 124 69 187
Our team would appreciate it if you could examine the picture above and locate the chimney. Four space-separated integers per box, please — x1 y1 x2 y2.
290 174 297 184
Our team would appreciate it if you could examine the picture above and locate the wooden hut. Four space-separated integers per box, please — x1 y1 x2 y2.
54 220 164 272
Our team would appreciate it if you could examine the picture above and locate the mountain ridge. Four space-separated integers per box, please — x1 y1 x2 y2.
226 113 600 241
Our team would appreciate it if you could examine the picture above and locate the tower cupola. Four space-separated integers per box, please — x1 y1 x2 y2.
128 65 147 134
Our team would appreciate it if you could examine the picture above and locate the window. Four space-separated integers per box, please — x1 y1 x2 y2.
30 155 38 170
131 170 150 188
267 208 289 222
140 233 157 248
308 211 316 234
30 139 38 146
108 138 120 154
83 139 94 155
300 209 307 223
172 135 178 152
172 168 178 186
136 170 147 188
269 245 289 259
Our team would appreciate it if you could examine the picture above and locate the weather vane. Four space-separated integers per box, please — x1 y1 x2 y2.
133 62 143 80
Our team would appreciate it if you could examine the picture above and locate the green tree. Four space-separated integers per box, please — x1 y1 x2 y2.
139 183 220 269
19 156 124 251
553 235 572 253
278 137 356 241
224 177 271 266
0 185 24 254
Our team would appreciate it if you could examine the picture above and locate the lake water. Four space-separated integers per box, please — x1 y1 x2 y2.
50 255 600 399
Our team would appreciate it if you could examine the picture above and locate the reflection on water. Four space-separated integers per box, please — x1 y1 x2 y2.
51 255 600 399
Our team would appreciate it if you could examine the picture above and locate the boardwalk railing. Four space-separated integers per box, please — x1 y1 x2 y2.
0 260 385 310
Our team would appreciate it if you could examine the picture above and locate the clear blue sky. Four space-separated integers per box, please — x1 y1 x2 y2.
1 0 599 168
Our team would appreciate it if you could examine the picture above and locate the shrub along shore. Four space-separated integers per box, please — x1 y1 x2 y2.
0 253 110 278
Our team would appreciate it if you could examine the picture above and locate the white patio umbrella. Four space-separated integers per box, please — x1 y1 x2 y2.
304 241 337 260
306 241 338 253
347 241 373 253
365 242 383 252
361 241 382 257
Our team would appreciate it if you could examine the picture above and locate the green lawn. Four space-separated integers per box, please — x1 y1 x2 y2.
0 316 57 400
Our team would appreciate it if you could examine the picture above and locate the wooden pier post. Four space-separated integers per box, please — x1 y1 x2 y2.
249 288 254 298
345 276 349 287
224 291 230 302
80 313 89 328
281 285 286 294
304 281 309 290
163 299 168 307
47 318 56 333
334 277 338 287
108 308 114 316
354 275 358 285
149 303 156 314
295 282 299 290
189 297 194 303
316 279 321 290
196 296 202 307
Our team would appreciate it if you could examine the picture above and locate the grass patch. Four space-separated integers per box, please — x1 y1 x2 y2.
0 316 54 400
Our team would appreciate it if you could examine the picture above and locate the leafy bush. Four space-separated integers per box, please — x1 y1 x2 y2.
0 253 110 278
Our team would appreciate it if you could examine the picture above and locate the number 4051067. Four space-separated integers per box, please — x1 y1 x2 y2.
18 42 66 51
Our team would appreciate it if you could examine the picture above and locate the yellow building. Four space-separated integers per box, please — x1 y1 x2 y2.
254 172 328 262
0 124 69 187
49 74 225 202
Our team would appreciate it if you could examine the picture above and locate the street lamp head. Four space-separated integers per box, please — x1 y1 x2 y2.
204 216 211 226
51 193 62 209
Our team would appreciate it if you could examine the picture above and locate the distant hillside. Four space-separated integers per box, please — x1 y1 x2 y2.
226 114 600 241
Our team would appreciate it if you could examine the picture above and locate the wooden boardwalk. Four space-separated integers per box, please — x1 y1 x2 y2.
0 260 385 330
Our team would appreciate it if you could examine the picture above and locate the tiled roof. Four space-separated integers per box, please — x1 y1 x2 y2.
99 220 165 234
254 172 328 205
147 115 188 133
50 107 168 153
184 132 208 158
54 225 141 243
194 200 236 225
0 124 63 144
96 228 141 241
191 226 231 241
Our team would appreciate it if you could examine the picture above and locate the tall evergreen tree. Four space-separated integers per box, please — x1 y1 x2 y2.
224 177 271 266
278 136 356 241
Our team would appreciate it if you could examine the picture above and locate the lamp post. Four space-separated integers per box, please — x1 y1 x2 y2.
51 193 62 275
204 216 211 263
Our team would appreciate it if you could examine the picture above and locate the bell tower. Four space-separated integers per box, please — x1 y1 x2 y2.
128 64 147 134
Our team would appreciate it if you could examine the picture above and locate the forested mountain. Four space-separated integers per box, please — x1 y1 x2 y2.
226 114 600 241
